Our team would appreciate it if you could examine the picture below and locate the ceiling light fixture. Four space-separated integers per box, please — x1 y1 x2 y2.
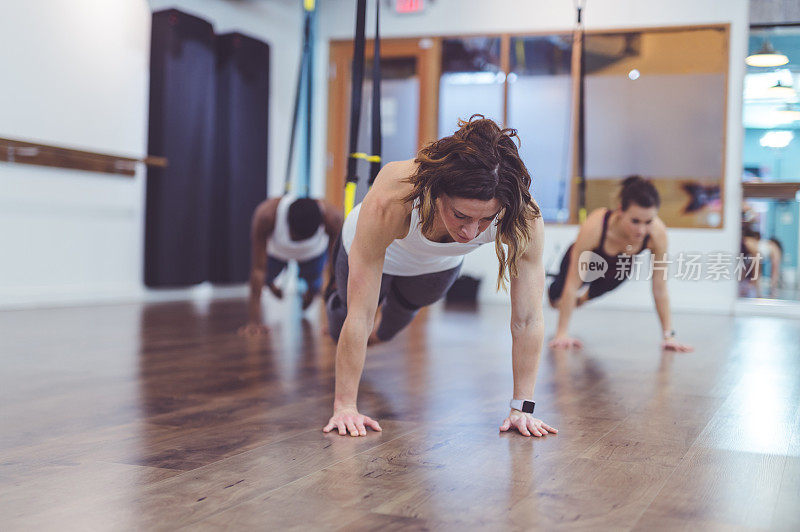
767 80 796 99
760 130 794 149
746 40 789 67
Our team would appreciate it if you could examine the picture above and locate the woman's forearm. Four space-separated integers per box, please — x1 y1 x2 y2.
511 315 544 398
555 282 579 336
333 315 372 409
771 261 780 291
653 289 672 334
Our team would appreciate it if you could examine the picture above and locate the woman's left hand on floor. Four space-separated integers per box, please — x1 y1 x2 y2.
500 410 557 437
661 337 693 352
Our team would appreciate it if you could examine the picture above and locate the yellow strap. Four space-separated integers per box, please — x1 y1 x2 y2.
349 152 381 163
515 39 526 66
578 207 587 224
304 0 315 12
344 181 357 216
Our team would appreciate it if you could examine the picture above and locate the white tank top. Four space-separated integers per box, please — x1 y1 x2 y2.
342 200 497 276
268 196 329 262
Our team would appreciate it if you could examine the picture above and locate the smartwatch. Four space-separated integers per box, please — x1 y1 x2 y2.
509 399 535 414
663 329 676 340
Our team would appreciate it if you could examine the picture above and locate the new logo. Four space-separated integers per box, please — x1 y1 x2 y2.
578 251 608 282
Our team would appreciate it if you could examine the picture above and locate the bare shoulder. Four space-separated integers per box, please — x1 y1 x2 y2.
317 198 343 219
370 159 417 198
252 197 280 237
585 208 608 228
255 197 280 215
742 236 757 255
316 199 344 234
648 216 669 250
576 208 607 243
253 197 280 223
522 214 545 260
361 160 416 232
529 212 545 233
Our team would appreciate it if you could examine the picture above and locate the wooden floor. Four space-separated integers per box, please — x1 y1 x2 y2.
1 297 799 531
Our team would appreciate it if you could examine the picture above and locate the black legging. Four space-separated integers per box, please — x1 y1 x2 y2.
325 240 462 341
547 244 628 304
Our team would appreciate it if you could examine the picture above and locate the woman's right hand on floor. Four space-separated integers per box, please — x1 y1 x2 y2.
500 410 558 437
548 334 583 349
323 406 382 436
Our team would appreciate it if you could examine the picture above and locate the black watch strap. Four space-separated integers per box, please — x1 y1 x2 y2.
509 399 535 414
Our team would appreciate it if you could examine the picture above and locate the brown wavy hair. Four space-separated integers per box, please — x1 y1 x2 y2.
403 115 540 290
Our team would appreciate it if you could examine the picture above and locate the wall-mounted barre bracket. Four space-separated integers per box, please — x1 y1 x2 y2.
0 137 167 177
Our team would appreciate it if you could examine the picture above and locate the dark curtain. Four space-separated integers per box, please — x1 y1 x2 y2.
145 9 217 287
210 33 270 284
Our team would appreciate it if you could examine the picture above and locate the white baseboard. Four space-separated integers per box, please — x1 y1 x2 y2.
478 287 736 315
0 282 250 311
734 299 800 319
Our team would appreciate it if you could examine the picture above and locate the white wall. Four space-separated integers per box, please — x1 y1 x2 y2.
0 1 151 308
0 0 750 313
315 0 749 313
0 0 303 308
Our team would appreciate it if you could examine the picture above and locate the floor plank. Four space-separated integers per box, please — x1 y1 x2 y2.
0 298 798 530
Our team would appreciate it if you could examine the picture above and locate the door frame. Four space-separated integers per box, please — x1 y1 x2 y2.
325 37 441 208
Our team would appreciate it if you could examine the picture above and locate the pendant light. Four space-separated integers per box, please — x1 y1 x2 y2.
746 40 789 67
768 80 796 99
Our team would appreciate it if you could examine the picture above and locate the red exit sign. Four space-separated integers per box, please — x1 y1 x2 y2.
395 0 426 14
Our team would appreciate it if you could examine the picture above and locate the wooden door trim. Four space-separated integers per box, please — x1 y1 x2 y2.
325 37 439 208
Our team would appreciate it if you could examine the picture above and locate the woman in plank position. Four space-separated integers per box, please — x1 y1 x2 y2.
323 116 557 438
740 226 783 299
547 176 692 352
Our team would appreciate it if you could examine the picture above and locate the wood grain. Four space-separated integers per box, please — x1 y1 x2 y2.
0 299 797 530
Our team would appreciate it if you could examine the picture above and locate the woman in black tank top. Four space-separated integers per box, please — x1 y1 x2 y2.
548 177 693 353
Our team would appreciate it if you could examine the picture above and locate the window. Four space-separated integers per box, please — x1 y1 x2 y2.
438 37 504 137
741 24 800 300
436 27 729 226
583 27 728 228
507 35 573 222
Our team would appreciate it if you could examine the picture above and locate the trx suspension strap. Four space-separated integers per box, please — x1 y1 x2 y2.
344 0 382 215
285 0 316 196
344 0 366 215
574 0 587 223
302 0 315 196
368 2 382 187
369 0 383 187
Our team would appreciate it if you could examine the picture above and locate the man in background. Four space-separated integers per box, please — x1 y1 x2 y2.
239 196 342 336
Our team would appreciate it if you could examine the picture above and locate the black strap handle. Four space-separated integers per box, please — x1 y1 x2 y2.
346 0 367 185
285 9 313 194
368 0 382 185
